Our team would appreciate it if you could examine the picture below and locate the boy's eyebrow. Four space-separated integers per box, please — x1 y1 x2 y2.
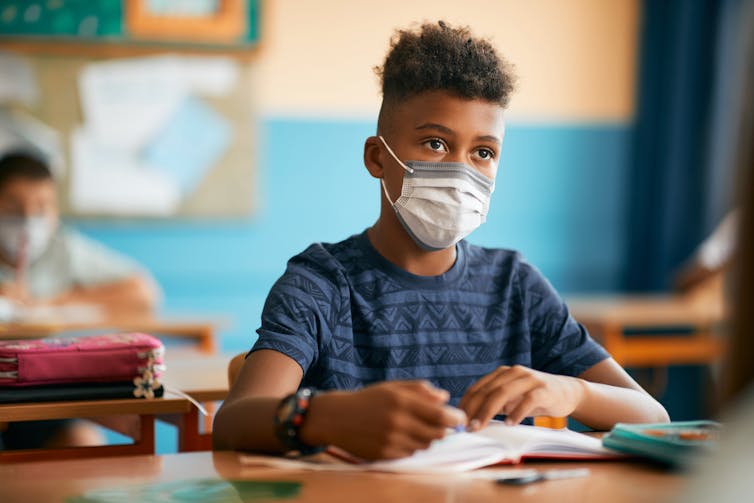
415 123 501 145
416 123 455 135
475 134 502 145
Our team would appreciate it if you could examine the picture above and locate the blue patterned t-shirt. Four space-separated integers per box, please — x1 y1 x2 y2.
251 230 609 406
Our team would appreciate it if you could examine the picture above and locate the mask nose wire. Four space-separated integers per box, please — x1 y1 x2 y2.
378 136 415 174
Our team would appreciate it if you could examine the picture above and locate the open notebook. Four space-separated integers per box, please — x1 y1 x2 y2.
364 422 619 472
240 422 622 474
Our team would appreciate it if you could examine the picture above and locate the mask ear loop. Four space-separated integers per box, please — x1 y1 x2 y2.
378 136 415 174
377 136 414 207
380 178 396 206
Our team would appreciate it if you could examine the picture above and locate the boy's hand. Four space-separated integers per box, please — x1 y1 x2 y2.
302 381 466 461
458 365 586 430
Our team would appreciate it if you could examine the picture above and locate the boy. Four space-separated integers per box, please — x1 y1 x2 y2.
0 150 159 450
214 21 668 461
0 150 158 313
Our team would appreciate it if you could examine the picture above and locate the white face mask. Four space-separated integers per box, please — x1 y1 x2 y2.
0 216 54 265
379 136 495 251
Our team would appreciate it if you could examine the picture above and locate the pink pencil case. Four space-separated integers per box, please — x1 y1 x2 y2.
0 333 164 387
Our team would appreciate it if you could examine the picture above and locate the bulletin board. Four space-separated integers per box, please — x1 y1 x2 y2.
0 1 259 218
3 54 258 218
0 0 260 55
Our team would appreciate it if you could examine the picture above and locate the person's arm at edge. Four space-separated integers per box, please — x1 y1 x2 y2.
50 274 158 314
570 358 670 430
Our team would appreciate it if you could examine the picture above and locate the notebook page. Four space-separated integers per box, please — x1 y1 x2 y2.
366 432 515 473
475 423 611 456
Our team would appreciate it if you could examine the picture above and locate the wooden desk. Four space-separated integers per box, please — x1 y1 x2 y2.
0 316 221 354
162 353 230 404
160 353 231 452
0 396 191 463
0 353 231 462
0 451 685 503
567 295 726 367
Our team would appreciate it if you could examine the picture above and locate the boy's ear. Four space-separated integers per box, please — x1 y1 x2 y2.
363 136 385 179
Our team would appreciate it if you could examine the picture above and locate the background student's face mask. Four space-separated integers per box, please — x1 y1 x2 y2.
0 216 54 265
379 136 495 251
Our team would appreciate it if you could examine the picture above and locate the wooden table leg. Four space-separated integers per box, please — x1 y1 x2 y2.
165 407 212 452
601 322 626 365
197 326 216 354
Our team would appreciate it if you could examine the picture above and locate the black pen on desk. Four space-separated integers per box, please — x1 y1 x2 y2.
496 468 590 485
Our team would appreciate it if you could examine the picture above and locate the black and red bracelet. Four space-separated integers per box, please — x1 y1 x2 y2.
273 387 325 455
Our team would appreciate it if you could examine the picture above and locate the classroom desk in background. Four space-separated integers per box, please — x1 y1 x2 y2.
0 352 231 462
566 294 726 367
0 315 222 354
0 450 685 503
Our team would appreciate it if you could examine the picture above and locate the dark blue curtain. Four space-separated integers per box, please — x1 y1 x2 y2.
624 0 723 291
623 0 754 422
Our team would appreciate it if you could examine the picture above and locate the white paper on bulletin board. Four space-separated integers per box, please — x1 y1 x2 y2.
16 53 257 218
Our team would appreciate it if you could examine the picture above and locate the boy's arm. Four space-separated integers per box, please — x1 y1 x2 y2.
213 349 467 459
570 358 669 429
49 274 158 314
212 349 304 453
458 358 669 431
1 274 157 314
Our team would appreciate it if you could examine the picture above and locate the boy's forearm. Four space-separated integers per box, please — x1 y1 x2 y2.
571 379 670 430
213 393 340 453
212 396 282 452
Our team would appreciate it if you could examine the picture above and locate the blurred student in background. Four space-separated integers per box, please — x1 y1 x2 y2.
0 149 160 450
0 150 159 315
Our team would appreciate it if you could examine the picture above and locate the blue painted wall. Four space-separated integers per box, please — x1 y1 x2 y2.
71 118 630 354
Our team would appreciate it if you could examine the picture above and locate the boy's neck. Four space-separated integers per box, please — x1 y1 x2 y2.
367 216 457 277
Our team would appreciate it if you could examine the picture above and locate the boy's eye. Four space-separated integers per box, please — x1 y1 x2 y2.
475 148 495 160
424 139 447 152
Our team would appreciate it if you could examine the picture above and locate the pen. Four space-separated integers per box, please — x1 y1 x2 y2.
496 468 590 485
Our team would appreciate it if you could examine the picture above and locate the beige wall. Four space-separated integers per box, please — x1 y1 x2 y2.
255 0 639 122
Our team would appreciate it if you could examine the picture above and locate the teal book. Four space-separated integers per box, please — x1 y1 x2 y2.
602 420 722 467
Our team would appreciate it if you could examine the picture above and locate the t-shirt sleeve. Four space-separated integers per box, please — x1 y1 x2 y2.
518 260 610 376
250 252 340 374
64 230 150 287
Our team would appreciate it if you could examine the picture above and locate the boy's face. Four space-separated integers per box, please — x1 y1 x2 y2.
0 177 59 265
376 90 506 197
0 177 59 223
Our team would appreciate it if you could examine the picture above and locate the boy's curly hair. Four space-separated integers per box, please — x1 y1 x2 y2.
376 21 516 108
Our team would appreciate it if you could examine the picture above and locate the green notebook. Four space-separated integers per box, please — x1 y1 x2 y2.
602 420 722 467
